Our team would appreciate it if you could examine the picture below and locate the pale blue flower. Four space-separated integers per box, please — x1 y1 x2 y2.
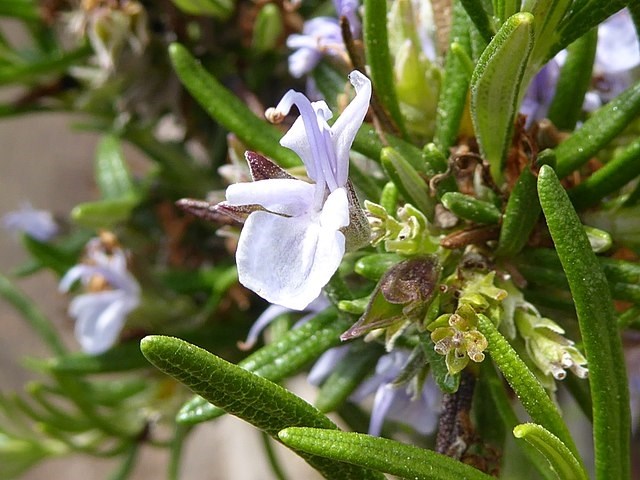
225 71 371 310
592 8 640 103
2 203 59 242
520 61 560 123
287 17 345 78
307 344 351 385
59 238 140 354
334 0 361 35
625 332 640 433
352 351 441 436
286 0 361 78
310 349 441 436
240 295 330 350
523 9 640 124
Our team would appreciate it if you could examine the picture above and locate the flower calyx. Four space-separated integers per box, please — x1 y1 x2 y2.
366 201 439 255
515 309 588 382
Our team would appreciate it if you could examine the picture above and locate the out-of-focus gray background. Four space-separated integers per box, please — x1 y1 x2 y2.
0 111 321 479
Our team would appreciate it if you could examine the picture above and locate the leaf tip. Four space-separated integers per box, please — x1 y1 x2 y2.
537 164 555 180
139 335 163 355
513 12 534 25
168 42 186 62
512 423 529 438
277 428 292 442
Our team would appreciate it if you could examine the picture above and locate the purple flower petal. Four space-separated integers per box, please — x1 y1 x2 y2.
2 203 59 242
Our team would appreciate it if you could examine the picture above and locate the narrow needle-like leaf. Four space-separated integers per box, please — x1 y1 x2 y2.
279 428 495 480
470 13 534 185
168 43 299 167
140 336 384 480
476 314 581 463
537 165 630 480
513 423 589 480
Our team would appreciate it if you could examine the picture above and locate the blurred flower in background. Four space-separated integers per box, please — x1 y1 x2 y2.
59 234 140 354
2 203 59 242
65 0 149 84
522 8 640 124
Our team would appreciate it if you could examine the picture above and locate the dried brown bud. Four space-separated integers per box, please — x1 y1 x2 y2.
380 256 441 305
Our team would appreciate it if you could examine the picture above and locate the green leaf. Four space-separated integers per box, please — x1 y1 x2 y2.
547 29 597 131
434 1 473 153
21 236 77 276
170 0 234 19
473 364 506 448
0 0 39 21
251 4 283 53
496 166 540 257
516 248 640 306
522 0 572 65
363 0 408 138
0 433 57 480
550 1 626 60
35 323 247 375
352 122 425 168
554 80 640 178
470 13 534 185
460 0 495 44
422 143 457 197
354 253 404 281
168 43 299 168
95 135 135 200
352 123 386 161
583 226 610 254
569 137 640 210
492 0 519 25
52 374 142 437
516 262 640 306
177 309 351 424
0 273 66 355
349 161 383 202
0 45 91 86
121 125 212 197
168 424 189 480
278 428 495 480
475 314 581 462
15 384 92 432
513 423 589 480
381 147 434 219
33 341 149 375
140 336 384 480
109 442 139 480
71 196 139 228
441 192 502 224
537 165 630 480
479 362 557 480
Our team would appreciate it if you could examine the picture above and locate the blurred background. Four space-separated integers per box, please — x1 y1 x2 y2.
0 111 322 479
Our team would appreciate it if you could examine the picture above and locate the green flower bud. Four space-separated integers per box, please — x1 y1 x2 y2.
365 201 440 255
387 0 440 139
252 4 284 53
430 304 488 375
